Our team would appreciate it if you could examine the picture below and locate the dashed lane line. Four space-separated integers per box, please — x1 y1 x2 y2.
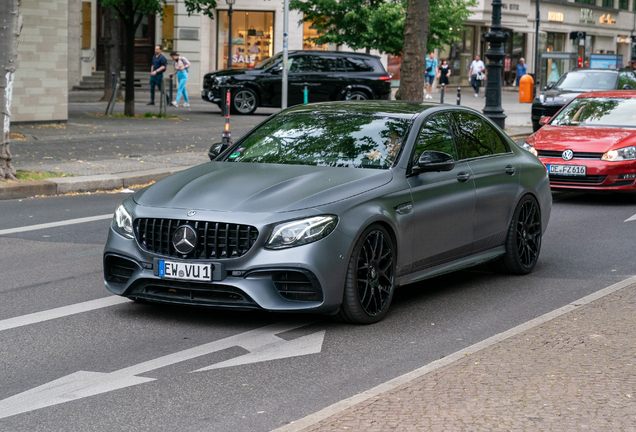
0 214 113 236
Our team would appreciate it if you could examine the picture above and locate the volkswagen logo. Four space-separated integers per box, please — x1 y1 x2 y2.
187 210 197 217
562 149 574 161
173 225 197 255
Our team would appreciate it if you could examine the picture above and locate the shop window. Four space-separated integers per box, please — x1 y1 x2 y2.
303 19 327 50
574 0 596 4
162 5 174 51
602 0 613 7
439 26 474 85
135 14 149 39
217 11 274 70
82 2 91 49
619 0 628 8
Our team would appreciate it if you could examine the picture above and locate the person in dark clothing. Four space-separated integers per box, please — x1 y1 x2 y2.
438 59 451 86
148 45 167 105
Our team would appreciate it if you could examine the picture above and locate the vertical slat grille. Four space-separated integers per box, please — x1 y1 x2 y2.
134 218 259 260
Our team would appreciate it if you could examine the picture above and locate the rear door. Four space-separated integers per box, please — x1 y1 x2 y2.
448 112 519 253
407 113 475 273
309 55 346 102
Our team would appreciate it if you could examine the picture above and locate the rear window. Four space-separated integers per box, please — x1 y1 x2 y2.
344 57 376 72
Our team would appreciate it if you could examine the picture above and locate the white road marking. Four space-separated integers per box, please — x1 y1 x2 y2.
624 213 636 222
0 320 324 419
272 274 636 432
0 296 131 332
0 214 113 236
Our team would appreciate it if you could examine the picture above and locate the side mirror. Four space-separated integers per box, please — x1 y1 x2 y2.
415 151 455 173
623 84 633 90
538 116 551 126
208 142 225 160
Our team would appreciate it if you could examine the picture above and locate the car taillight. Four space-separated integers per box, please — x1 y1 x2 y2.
379 76 391 81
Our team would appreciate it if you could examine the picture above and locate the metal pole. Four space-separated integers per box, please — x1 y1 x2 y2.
227 4 233 70
457 87 461 105
169 75 174 104
109 77 120 115
534 0 540 92
282 0 289 109
105 72 116 115
440 83 445 103
483 0 508 129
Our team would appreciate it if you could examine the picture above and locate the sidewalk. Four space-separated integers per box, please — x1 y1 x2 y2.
2 90 533 199
280 279 636 432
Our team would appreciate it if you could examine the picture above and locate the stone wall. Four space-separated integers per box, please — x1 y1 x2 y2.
13 0 68 123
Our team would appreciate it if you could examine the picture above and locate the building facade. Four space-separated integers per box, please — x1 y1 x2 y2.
12 0 636 123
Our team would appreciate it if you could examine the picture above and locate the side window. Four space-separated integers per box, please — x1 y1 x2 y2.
344 57 374 72
313 56 345 72
413 114 458 164
449 113 494 160
484 122 509 154
618 72 636 89
289 55 312 73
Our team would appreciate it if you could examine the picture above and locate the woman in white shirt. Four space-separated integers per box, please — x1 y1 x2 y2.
169 52 191 107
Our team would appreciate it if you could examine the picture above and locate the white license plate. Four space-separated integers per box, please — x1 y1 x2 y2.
158 260 212 282
546 164 586 176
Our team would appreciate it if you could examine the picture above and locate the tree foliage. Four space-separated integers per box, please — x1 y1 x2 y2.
291 0 475 56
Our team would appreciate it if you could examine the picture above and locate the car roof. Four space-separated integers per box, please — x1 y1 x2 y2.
567 68 627 74
282 101 447 119
576 90 636 98
288 50 381 60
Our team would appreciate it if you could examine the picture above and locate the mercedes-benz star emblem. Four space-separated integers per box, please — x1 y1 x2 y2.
562 149 574 161
187 210 196 217
173 225 197 255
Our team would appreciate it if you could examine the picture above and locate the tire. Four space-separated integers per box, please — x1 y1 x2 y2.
493 195 542 274
231 88 258 115
336 224 396 324
348 91 368 101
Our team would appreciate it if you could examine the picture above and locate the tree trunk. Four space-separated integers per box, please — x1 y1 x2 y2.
123 1 136 117
395 0 428 102
102 5 122 102
0 0 22 181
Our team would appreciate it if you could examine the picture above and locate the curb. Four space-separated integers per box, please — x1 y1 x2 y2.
0 166 189 200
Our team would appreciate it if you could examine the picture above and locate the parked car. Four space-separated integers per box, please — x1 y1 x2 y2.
105 101 551 324
524 90 636 194
201 51 392 114
531 68 636 132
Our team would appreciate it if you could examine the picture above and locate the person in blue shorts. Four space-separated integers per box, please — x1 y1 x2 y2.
425 53 439 100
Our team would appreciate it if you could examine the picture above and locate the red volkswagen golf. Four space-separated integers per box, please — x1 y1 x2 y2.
523 90 636 194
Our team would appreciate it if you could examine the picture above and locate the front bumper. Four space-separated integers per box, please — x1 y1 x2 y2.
103 223 352 314
539 157 636 191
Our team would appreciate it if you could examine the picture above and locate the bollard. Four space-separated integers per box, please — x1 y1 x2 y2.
105 72 117 116
221 88 232 147
440 83 445 104
456 87 461 106
303 86 308 104
169 75 174 105
345 85 352 101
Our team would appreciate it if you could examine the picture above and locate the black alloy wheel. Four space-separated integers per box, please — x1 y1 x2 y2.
494 195 542 274
337 224 396 324
348 91 368 101
232 88 258 115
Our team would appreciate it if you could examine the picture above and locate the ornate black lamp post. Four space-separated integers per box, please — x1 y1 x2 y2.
226 0 236 69
483 0 508 129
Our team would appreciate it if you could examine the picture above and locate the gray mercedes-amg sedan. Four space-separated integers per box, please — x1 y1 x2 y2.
104 101 551 324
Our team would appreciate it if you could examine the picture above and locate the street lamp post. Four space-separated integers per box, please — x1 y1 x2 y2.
226 0 235 70
483 0 508 129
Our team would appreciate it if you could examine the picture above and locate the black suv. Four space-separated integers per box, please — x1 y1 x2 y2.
531 68 636 131
201 51 392 114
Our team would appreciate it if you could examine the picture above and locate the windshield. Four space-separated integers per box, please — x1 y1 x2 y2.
551 97 636 127
254 53 282 70
555 71 617 91
224 112 411 169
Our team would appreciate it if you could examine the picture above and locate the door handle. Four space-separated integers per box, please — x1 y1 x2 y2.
505 165 516 175
456 172 471 182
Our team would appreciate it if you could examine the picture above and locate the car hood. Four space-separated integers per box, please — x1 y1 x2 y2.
534 126 636 153
133 162 393 213
540 90 580 105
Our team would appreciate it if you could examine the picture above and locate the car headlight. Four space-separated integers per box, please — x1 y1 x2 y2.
539 94 545 103
112 204 133 239
266 216 338 250
521 141 539 157
602 146 636 161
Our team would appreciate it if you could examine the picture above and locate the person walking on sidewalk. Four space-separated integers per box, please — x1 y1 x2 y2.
515 58 527 86
469 55 486 97
169 52 191 107
438 59 451 87
424 53 438 100
148 45 167 106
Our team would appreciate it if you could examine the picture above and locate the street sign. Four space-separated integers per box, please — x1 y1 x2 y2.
0 320 325 420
